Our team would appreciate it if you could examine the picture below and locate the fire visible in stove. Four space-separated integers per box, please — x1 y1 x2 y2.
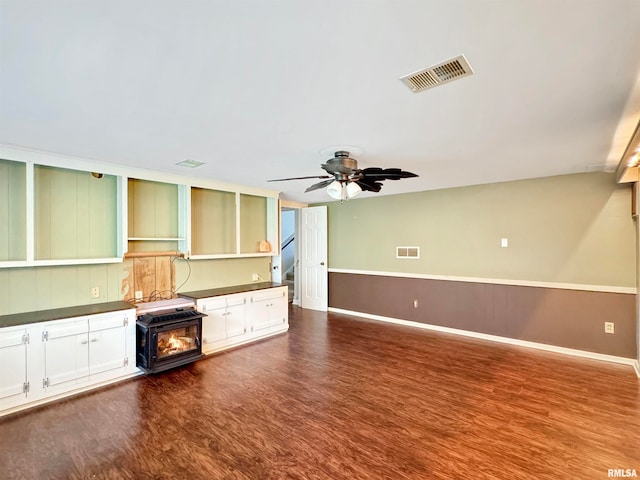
157 328 197 356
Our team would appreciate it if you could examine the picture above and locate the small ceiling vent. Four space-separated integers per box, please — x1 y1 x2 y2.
400 54 474 93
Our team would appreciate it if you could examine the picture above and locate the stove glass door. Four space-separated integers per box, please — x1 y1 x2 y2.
156 324 199 359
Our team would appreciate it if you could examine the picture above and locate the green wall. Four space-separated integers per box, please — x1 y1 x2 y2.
322 172 635 288
0 163 276 316
0 256 271 316
36 166 118 259
0 159 26 261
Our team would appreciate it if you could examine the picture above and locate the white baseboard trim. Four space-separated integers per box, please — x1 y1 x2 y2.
329 307 638 370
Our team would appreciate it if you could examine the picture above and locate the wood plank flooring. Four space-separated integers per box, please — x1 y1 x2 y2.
1 306 639 479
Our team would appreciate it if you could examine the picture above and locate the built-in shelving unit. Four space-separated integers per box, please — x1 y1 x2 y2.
127 178 187 254
0 145 281 268
0 159 26 264
35 165 119 261
188 188 278 259
190 187 237 256
239 193 268 254
0 159 125 268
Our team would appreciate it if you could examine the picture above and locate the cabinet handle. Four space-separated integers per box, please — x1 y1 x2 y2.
90 338 98 343
80 339 88 345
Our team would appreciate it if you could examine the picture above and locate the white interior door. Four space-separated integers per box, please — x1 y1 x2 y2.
300 206 327 311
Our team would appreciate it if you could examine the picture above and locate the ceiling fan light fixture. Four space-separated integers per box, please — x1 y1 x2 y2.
345 181 362 198
327 181 344 200
327 180 362 200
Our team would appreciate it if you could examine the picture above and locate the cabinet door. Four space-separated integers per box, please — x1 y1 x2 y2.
88 312 128 377
200 299 228 353
0 328 27 408
89 328 126 376
250 288 288 333
249 298 274 333
270 290 288 328
225 296 246 340
44 320 89 391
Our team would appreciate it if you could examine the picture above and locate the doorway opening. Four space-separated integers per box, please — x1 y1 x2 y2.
281 208 296 304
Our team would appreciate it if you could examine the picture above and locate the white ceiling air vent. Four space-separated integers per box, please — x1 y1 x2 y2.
400 54 474 93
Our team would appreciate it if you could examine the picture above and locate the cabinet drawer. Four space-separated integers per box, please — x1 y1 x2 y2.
89 312 127 332
200 298 227 311
226 295 246 308
46 320 88 339
0 329 26 349
251 289 285 303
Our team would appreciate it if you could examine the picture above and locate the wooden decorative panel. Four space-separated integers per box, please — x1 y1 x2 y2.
122 255 175 302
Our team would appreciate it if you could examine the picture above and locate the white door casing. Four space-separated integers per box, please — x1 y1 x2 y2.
300 206 328 311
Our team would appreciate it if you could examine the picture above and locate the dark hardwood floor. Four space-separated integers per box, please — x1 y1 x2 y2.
1 306 639 479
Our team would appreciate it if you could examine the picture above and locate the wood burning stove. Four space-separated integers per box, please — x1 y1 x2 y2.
136 299 207 373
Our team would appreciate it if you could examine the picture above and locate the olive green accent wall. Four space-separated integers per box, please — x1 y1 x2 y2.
35 166 118 259
0 256 271 316
239 194 267 253
322 172 635 288
191 188 236 255
0 263 126 315
173 257 271 292
0 159 26 261
128 178 179 238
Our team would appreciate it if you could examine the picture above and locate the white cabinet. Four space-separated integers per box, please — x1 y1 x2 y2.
0 327 28 410
88 311 133 379
43 319 90 393
199 294 247 354
200 297 231 353
225 296 247 340
0 307 138 417
248 288 288 335
194 286 287 355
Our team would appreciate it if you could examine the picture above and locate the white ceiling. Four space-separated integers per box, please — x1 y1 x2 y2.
2 0 640 203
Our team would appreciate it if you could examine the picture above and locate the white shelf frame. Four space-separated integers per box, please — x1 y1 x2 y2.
0 145 281 268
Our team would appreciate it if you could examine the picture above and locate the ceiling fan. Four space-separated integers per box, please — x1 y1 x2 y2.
268 151 418 200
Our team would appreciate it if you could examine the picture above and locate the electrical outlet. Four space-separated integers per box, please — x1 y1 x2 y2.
135 290 143 301
252 273 259 282
501 238 509 248
604 322 615 334
413 299 419 308
90 286 100 298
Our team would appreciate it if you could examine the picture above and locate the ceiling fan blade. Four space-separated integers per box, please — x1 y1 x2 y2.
356 179 384 192
305 178 336 192
268 175 332 182
361 167 418 180
361 167 383 175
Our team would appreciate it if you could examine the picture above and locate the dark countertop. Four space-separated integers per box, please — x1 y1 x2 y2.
179 282 286 300
0 301 136 329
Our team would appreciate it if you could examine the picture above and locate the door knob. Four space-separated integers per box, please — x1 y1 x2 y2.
320 262 325 266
